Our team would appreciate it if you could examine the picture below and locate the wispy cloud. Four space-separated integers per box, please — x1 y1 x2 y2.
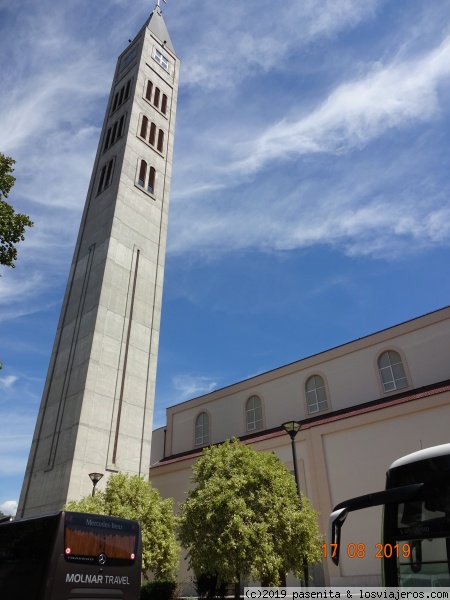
167 33 450 260
233 36 450 175
0 375 18 389
172 374 219 401
179 0 384 90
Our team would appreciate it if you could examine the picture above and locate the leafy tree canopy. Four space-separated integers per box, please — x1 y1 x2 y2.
178 439 323 587
65 473 179 579
0 152 33 270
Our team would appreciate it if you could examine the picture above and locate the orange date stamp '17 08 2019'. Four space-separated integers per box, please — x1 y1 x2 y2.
322 543 412 559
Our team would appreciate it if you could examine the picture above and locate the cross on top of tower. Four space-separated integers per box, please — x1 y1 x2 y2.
156 0 167 7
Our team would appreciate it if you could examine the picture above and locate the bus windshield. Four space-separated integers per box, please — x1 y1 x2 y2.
385 453 450 586
64 512 138 566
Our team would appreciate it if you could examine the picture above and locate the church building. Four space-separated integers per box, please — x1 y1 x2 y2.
150 305 450 589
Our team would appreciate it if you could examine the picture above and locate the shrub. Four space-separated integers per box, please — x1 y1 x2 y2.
140 580 177 600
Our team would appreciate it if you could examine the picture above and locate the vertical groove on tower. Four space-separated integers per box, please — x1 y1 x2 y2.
48 243 96 468
112 248 140 464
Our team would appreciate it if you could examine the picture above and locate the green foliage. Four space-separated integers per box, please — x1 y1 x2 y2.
140 580 178 600
178 439 323 587
0 153 33 270
65 473 179 579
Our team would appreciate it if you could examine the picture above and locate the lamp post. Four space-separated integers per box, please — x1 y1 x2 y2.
282 421 302 504
282 421 309 587
89 472 104 497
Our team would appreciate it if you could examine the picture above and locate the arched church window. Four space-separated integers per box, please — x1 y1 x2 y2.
246 395 263 431
195 412 209 446
306 375 328 414
378 350 408 392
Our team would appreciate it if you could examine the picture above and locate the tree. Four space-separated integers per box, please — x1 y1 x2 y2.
65 473 179 580
0 152 33 270
178 439 323 589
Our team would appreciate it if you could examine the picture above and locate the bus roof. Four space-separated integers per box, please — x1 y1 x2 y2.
389 443 450 470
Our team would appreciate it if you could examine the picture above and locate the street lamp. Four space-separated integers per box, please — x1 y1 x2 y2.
282 421 302 504
89 472 104 497
281 421 308 587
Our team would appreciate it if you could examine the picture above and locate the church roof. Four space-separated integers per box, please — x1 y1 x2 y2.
146 6 175 54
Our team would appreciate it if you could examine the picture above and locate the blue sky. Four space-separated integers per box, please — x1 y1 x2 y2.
1 0 450 515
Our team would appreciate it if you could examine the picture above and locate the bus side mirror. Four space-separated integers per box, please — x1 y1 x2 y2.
328 508 349 566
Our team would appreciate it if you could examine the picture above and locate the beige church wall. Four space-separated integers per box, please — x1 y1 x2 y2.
149 457 198 592
150 425 166 465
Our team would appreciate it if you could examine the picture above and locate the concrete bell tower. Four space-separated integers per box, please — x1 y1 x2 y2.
18 4 179 516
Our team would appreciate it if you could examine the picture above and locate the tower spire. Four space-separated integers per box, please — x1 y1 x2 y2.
147 0 174 53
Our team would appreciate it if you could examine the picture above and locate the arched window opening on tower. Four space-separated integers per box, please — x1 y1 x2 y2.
104 114 127 152
148 167 156 194
195 412 209 446
124 79 131 100
161 94 168 114
97 158 115 195
145 80 153 102
137 160 156 196
149 122 156 146
138 160 147 187
118 87 125 106
111 122 118 145
110 78 133 115
246 395 263 431
378 350 408 392
104 129 112 152
153 87 160 109
157 129 164 153
144 80 168 117
112 93 119 113
140 116 148 139
117 114 126 139
306 375 328 414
